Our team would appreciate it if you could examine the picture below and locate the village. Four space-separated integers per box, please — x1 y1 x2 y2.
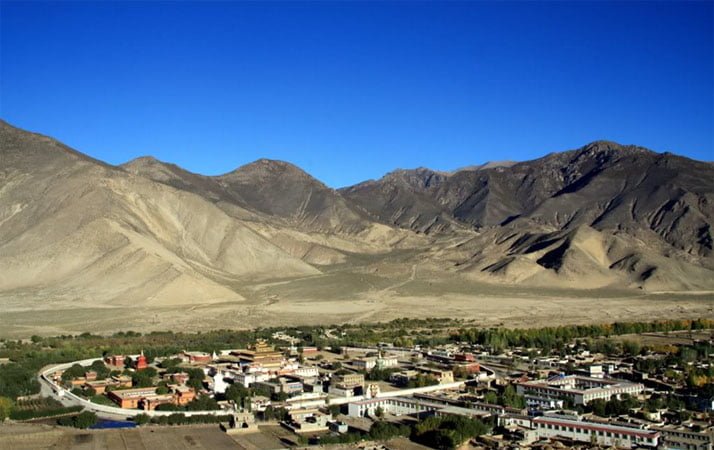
35 324 714 449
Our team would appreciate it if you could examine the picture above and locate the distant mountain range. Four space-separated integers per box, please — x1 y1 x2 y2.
1 119 712 308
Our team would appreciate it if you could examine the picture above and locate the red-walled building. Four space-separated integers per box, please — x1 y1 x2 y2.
457 362 481 374
104 355 125 368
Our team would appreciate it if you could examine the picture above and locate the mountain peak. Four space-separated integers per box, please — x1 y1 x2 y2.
0 119 112 169
220 158 316 184
122 156 162 168
578 140 652 156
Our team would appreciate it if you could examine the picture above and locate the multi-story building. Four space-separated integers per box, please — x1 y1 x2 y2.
353 357 377 371
328 385 357 398
180 351 213 365
531 415 659 449
253 377 303 396
111 374 133 388
107 386 196 410
417 367 455 384
234 370 271 388
516 375 643 406
84 379 118 394
347 397 442 418
104 355 125 368
292 366 319 379
232 340 284 371
352 354 399 371
170 384 197 406
332 373 364 389
652 424 714 450
108 387 161 409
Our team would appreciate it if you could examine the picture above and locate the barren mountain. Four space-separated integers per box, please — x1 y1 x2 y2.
342 141 714 289
0 120 321 307
1 120 713 326
121 154 417 266
123 156 375 234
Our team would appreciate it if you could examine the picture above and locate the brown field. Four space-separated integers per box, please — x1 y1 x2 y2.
0 265 712 339
0 423 240 450
611 330 714 346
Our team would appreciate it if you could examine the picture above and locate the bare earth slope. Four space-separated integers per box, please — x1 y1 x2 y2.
0 120 320 308
121 155 420 266
0 121 712 336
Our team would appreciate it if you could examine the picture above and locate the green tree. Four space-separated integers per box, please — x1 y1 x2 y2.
159 357 182 370
271 391 289 402
185 368 205 390
61 364 86 381
413 416 490 449
369 421 409 440
133 413 150 425
131 367 157 388
0 396 13 421
88 360 110 379
622 340 641 356
374 406 384 419
185 395 219 411
224 383 250 404
483 391 498 404
327 404 341 417
589 399 607 417
263 406 288 421
73 411 98 429
0 364 40 399
500 385 525 408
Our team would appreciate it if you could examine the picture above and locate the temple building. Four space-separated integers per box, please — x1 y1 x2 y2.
232 340 284 371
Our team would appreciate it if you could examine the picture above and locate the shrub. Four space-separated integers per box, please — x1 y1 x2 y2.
0 364 40 399
0 396 13 421
73 411 98 429
150 413 230 425
369 421 410 440
10 405 82 420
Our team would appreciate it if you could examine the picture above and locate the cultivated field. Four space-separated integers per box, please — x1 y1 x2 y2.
0 423 240 450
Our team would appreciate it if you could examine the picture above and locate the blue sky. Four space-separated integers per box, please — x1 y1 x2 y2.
1 1 712 187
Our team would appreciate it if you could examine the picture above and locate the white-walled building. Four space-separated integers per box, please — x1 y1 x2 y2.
532 415 659 449
517 375 643 406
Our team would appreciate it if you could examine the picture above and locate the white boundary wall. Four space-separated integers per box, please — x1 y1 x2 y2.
40 359 228 418
41 357 464 418
327 381 465 406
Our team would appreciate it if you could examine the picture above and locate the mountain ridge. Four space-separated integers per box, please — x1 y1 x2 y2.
1 119 713 303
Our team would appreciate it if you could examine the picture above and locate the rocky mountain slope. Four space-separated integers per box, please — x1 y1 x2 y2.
342 141 714 289
1 120 713 308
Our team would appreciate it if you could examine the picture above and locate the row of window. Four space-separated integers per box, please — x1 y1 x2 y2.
535 422 654 443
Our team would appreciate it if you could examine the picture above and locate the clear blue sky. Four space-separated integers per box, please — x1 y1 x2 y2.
1 1 712 187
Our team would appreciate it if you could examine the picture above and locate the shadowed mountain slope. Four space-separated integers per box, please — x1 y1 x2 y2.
123 157 376 233
2 120 713 299
341 141 713 290
342 141 714 258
